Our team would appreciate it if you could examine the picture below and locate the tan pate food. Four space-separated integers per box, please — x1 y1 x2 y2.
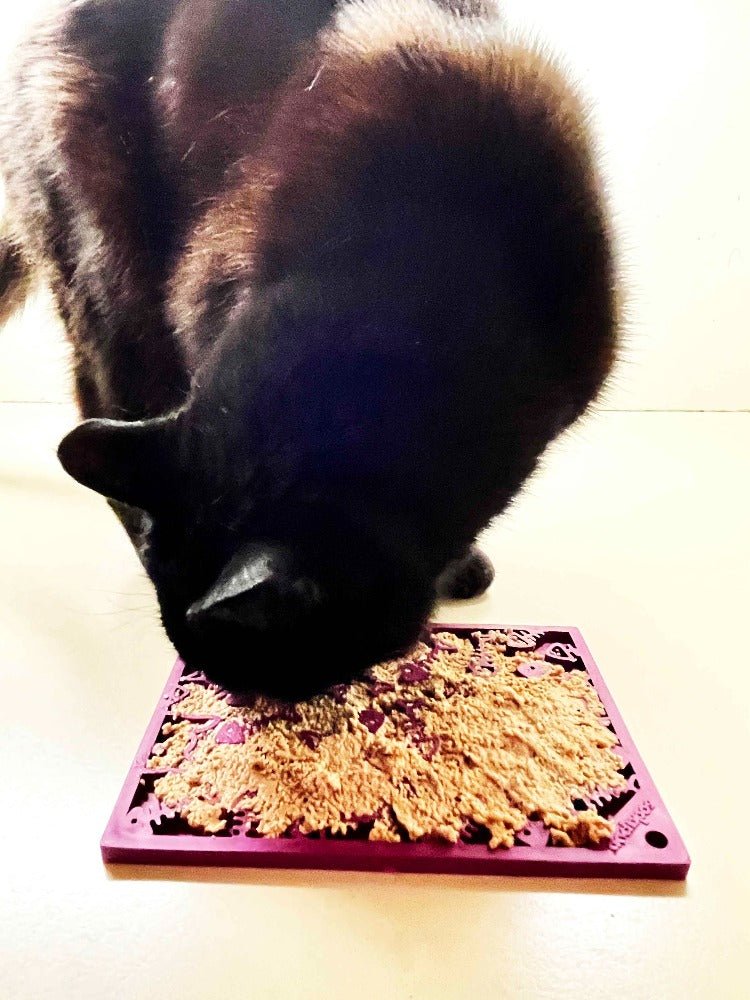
148 630 625 848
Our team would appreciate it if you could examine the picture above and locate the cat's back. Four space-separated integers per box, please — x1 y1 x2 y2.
170 0 617 550
153 0 336 211
0 0 181 275
0 0 334 246
175 0 616 407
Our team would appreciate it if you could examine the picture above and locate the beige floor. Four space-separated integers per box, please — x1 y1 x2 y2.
2 2 750 999
2 391 749 1000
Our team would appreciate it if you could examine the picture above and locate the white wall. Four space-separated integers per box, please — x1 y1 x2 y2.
501 0 750 411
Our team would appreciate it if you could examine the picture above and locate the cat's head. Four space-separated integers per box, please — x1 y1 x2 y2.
57 409 435 700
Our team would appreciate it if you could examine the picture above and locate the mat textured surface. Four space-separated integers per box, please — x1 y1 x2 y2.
102 624 690 879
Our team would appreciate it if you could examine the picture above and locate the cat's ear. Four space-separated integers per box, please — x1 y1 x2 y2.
57 416 177 510
186 542 323 632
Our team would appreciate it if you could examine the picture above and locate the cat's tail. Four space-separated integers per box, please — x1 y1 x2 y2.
0 212 32 328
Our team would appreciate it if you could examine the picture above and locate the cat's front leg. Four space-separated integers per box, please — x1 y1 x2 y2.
436 545 495 600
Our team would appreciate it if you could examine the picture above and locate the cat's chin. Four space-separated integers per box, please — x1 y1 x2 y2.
167 621 342 700
174 625 422 703
194 664 357 704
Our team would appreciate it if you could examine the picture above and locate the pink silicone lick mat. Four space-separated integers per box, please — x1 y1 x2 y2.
101 624 690 879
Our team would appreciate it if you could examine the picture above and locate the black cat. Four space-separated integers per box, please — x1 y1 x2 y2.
0 0 616 699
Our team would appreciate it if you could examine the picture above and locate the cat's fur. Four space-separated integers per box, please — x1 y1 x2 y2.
0 0 616 698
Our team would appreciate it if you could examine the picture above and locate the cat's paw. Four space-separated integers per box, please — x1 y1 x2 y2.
436 545 495 600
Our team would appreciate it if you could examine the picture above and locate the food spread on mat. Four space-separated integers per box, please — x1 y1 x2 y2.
146 629 626 849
